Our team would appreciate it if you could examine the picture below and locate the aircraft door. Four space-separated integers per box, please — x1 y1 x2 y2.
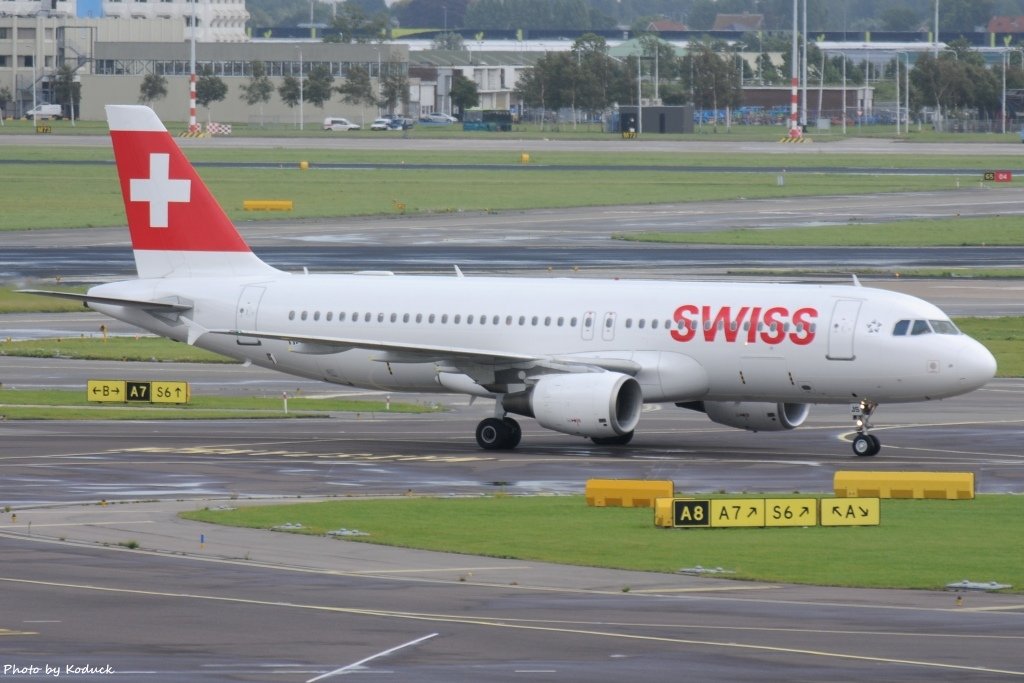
235 285 265 346
582 310 595 340
601 312 617 341
827 299 862 360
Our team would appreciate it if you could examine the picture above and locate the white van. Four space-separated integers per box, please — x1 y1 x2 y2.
24 104 63 120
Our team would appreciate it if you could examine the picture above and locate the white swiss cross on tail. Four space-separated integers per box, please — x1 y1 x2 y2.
130 153 191 228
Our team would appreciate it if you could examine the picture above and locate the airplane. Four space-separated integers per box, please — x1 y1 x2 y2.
23 105 997 456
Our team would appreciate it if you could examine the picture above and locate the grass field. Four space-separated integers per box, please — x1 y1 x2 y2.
1 162 984 231
0 388 439 420
181 495 1023 592
0 336 235 363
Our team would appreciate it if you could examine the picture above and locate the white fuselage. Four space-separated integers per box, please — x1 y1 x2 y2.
88 272 996 406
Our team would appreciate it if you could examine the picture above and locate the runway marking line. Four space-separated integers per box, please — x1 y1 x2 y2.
629 586 777 594
350 566 531 575
0 528 153 532
0 576 1020 677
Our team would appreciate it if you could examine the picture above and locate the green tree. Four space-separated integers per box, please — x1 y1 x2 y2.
379 70 410 114
449 72 479 117
573 33 625 118
239 61 274 124
304 64 336 109
196 66 228 120
138 73 168 105
336 64 378 122
330 3 388 43
431 31 465 50
52 63 82 119
686 41 741 130
0 85 12 121
278 75 303 109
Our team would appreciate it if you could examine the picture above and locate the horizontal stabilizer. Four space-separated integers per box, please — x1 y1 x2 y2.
18 289 193 312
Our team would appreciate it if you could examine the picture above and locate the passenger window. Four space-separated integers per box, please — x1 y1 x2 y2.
506 316 513 326
441 314 449 324
288 311 295 320
364 313 371 322
493 315 500 325
467 315 474 324
625 319 632 329
454 314 461 324
893 320 910 336
390 313 397 323
638 319 645 329
557 317 564 327
326 312 333 321
544 316 551 326
570 317 578 327
911 320 932 335
519 316 526 326
300 311 308 321
652 319 659 330
415 313 422 323
403 313 410 323
429 314 436 323
377 313 384 323
605 317 613 328
531 316 538 326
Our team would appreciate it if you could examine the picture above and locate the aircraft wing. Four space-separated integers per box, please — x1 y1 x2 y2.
210 328 641 375
17 290 194 312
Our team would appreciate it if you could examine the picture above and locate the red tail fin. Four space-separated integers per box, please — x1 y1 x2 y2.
106 105 277 279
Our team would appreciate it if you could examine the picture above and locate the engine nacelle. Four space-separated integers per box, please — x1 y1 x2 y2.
503 372 643 438
679 400 810 432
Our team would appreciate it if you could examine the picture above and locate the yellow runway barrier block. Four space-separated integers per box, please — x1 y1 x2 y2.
243 200 294 211
834 471 974 500
585 479 673 508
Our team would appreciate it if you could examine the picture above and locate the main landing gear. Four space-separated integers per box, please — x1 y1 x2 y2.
475 417 522 450
851 399 881 457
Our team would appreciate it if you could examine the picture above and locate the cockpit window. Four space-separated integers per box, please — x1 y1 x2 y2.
893 320 910 336
930 320 960 335
911 320 932 335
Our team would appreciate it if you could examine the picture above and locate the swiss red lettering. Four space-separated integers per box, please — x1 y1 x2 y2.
671 304 698 342
668 304 818 346
790 307 817 345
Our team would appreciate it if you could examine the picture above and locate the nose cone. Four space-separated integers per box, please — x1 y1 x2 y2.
957 339 997 391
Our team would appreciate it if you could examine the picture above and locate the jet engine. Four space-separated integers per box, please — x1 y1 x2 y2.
678 400 810 432
503 372 643 438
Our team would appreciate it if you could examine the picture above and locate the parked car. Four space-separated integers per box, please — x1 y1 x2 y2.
422 112 457 124
370 117 398 131
323 117 360 131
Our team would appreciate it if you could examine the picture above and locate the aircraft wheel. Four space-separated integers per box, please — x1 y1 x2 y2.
591 431 634 446
477 419 512 450
852 434 879 457
502 417 522 449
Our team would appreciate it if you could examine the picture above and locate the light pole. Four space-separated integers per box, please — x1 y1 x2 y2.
297 47 304 131
895 54 901 135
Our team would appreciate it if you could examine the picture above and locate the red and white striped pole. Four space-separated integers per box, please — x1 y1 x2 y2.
788 0 802 138
188 0 199 133
189 72 199 133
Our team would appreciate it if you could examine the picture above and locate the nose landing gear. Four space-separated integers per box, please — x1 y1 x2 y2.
851 400 880 456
